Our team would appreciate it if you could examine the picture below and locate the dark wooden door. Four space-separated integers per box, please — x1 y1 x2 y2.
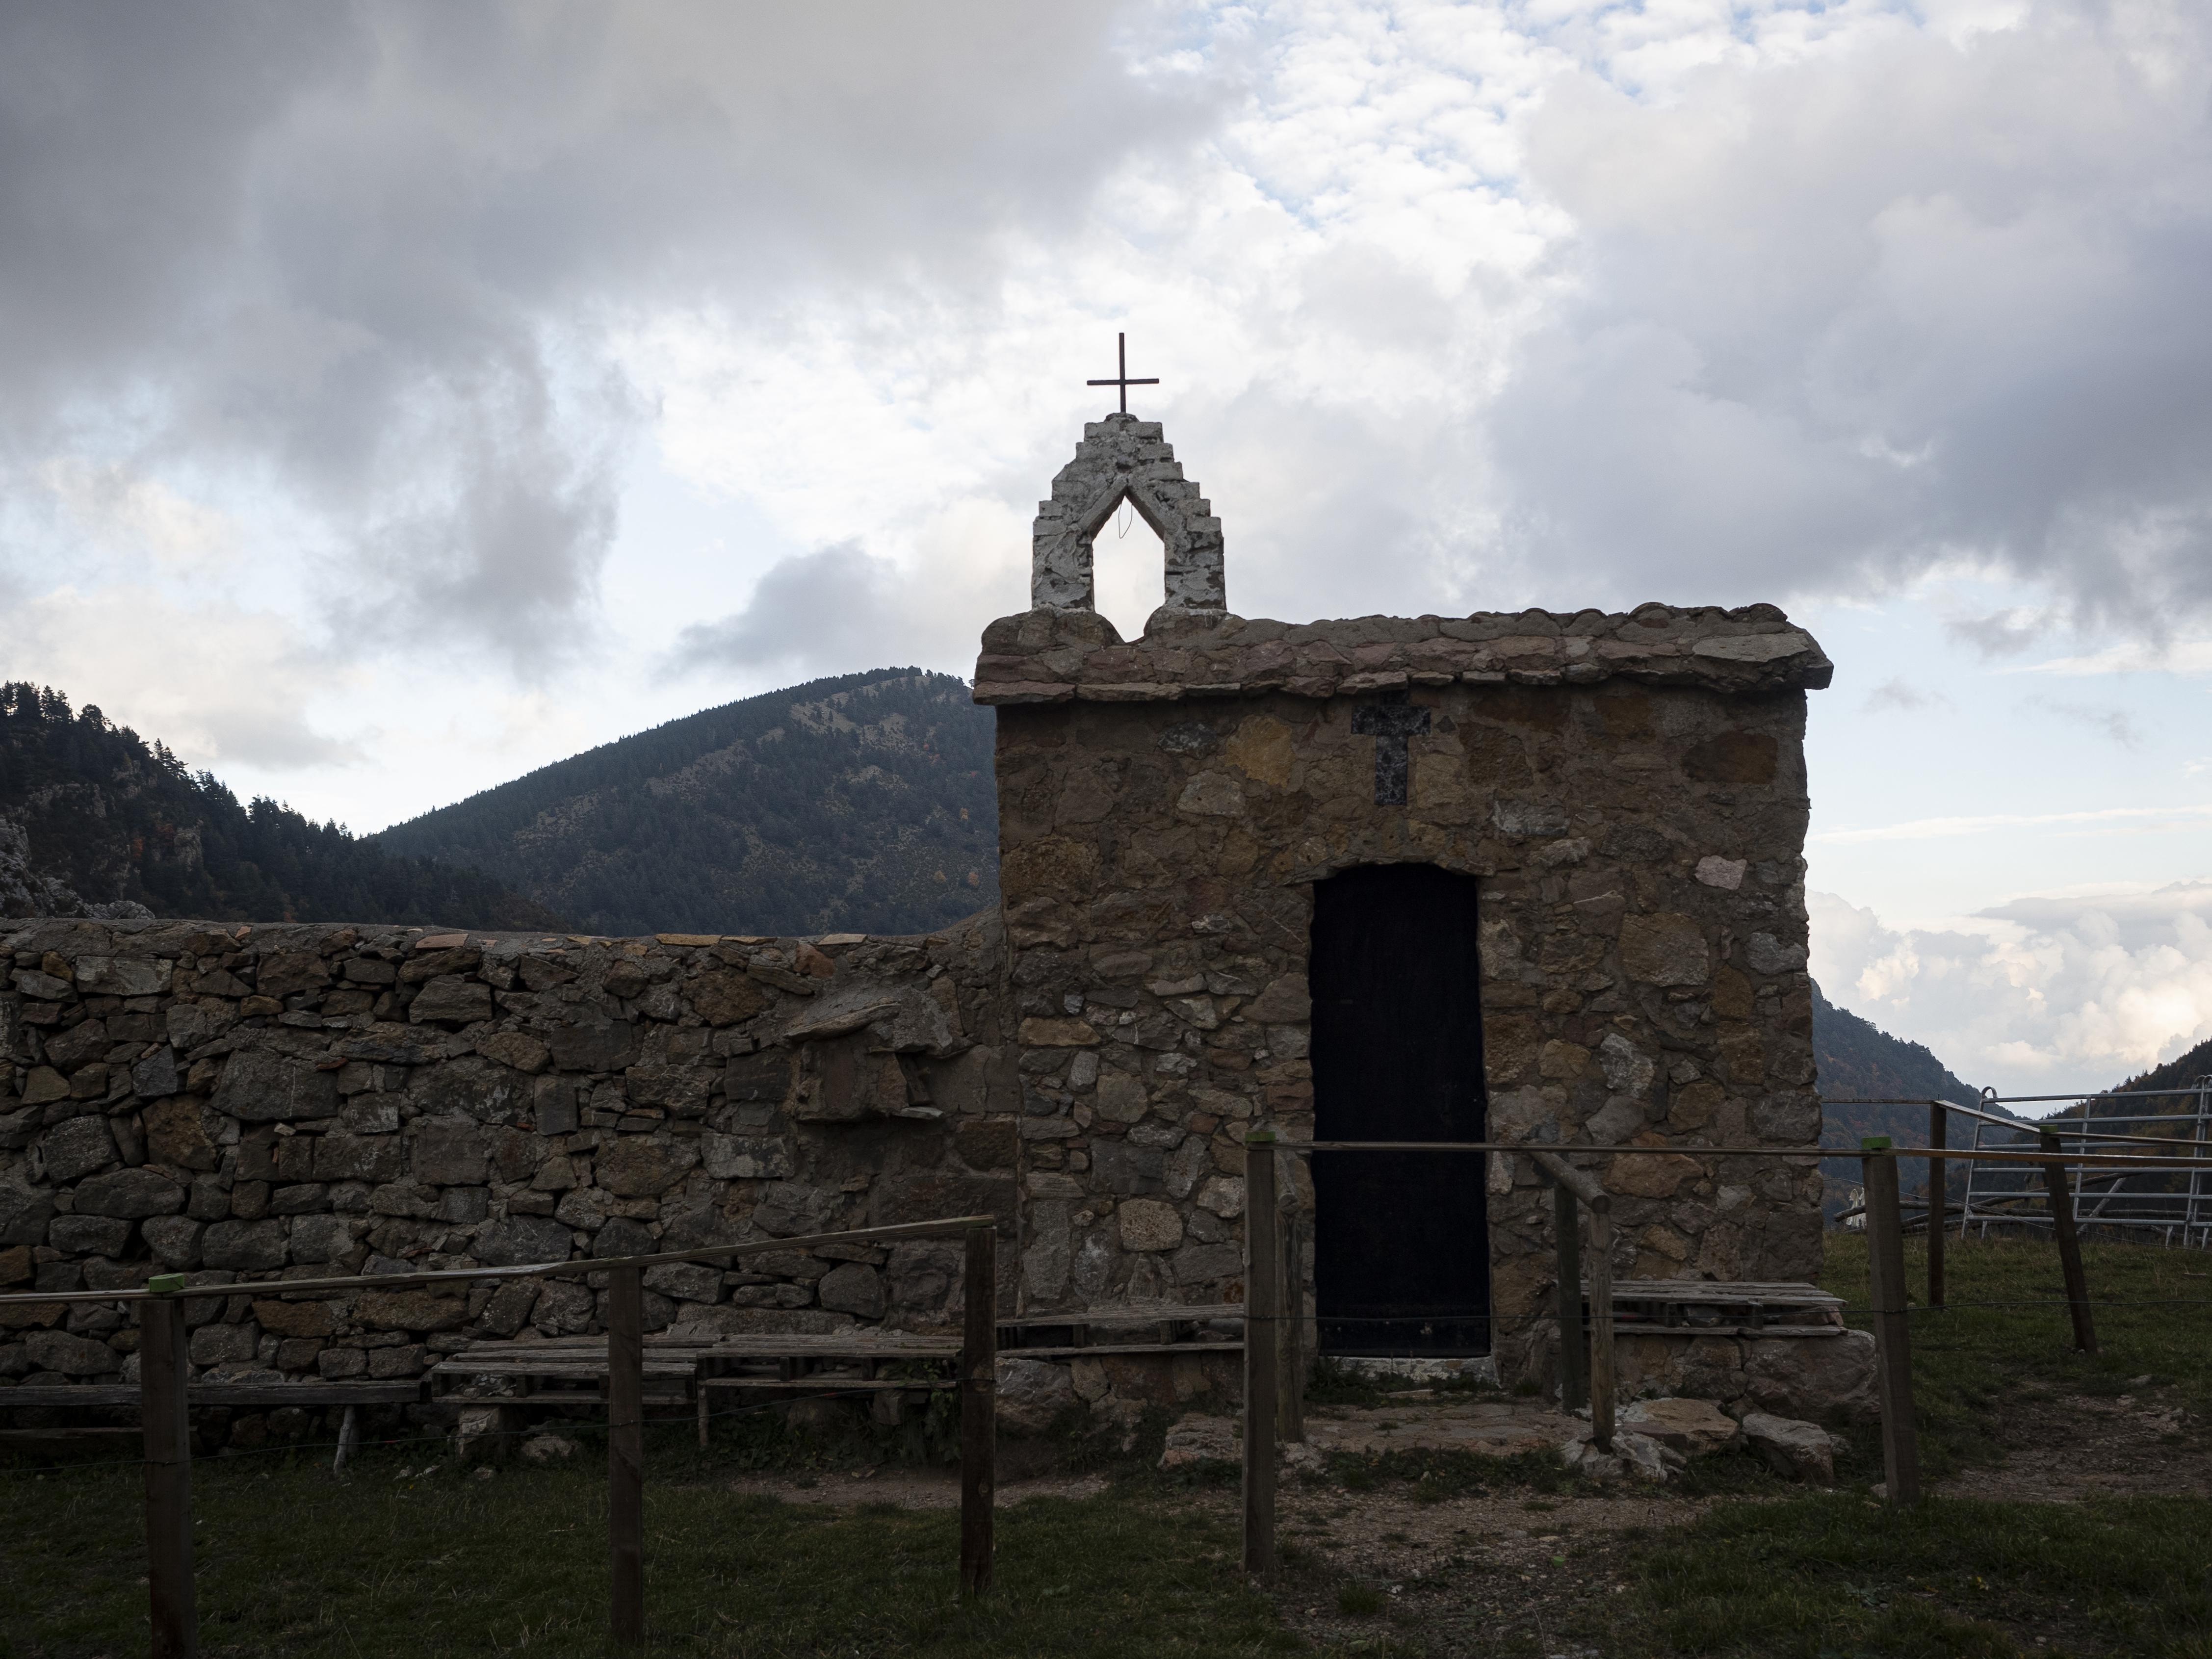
1309 863 1489 1355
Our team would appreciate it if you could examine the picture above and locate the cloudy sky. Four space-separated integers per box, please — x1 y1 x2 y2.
5 0 2212 1101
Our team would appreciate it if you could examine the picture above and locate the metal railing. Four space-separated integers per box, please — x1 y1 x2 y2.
1825 1084 2212 1264
1958 1081 2212 1244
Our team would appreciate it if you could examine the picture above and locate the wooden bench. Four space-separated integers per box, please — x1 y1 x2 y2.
428 1334 712 1406
420 1303 1253 1446
998 1301 1244 1356
1605 1279 1845 1339
690 1333 962 1439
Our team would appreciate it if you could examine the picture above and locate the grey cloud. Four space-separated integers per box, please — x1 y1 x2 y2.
1862 677 1948 715
1502 7 2212 629
2024 696 2143 749
1174 389 1478 624
1947 608 2056 658
197 706 365 774
668 543 907 678
0 3 1214 670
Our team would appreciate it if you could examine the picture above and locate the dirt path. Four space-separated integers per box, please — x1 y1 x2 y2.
703 1385 2210 1656
1933 1387 2206 1503
1261 1477 1710 1655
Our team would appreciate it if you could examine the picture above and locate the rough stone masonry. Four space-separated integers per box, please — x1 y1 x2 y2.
0 409 1848 1429
0 920 1021 1398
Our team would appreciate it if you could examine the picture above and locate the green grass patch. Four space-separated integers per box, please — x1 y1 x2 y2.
1639 1491 2212 1657
1335 1583 1385 1616
0 1446 1295 1659
1820 1232 2212 1476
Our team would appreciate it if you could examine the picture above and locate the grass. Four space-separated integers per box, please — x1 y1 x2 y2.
1818 1230 2212 1476
0 1435 1292 1659
9 1231 2208 1657
1608 1230 2212 1655
1641 1493 2212 1657
1336 1583 1385 1616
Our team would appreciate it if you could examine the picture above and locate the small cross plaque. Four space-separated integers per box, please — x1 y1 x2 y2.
1351 690 1431 805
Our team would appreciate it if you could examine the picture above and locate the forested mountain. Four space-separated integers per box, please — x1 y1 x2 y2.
2089 1035 2212 1115
0 682 558 929
1812 980 1990 1131
373 670 998 939
1809 981 2004 1218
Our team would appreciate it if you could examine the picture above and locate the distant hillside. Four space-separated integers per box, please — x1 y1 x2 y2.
1811 981 2000 1218
1813 979 1990 1130
375 670 998 939
2092 1035 2212 1114
0 682 559 930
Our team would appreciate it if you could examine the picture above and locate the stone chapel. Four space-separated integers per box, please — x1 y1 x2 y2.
1 410 1844 1422
972 411 1836 1387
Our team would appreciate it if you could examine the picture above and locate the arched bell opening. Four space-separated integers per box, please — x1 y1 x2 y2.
1083 489 1171 641
1029 414 1226 617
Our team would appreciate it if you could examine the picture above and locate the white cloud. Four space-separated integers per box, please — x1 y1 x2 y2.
1815 803 2212 845
1812 885 2212 1095
2016 640 2212 677
0 587 360 773
41 460 239 576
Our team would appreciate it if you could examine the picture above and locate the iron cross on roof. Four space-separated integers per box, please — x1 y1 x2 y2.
1087 332 1159 415
1352 689 1431 806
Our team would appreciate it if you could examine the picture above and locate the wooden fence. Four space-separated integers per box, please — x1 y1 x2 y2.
0 1214 1002 1656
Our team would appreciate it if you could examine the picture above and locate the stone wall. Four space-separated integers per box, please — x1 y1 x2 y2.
976 602 1832 1387
0 914 1019 1391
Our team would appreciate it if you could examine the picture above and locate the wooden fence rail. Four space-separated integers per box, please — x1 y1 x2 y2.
0 1214 1002 1652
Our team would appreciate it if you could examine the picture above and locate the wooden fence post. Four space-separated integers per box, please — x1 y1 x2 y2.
1242 1130 1278 1576
2040 1130 2099 1354
1862 1138 1922 1505
960 1223 997 1598
1927 1101 1947 1310
1277 1213 1305 1444
607 1264 645 1647
1551 1176 1587 1412
1586 1196 1614 1452
332 1403 359 1477
141 1281 197 1659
